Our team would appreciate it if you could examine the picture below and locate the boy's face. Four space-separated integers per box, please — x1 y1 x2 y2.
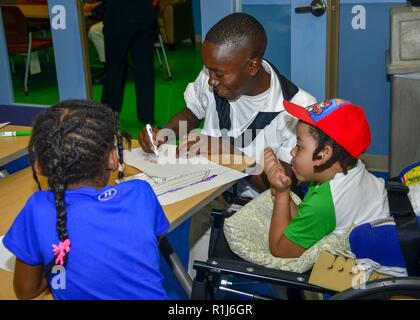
202 41 255 100
290 122 319 182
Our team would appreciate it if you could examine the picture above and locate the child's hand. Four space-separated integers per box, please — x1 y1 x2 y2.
264 148 292 193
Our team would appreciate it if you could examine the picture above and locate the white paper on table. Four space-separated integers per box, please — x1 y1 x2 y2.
0 235 15 272
124 144 221 177
0 122 11 129
120 165 248 206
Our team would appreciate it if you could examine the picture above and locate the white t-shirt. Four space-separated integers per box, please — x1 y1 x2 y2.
330 162 420 233
329 160 390 234
285 160 391 249
284 160 420 249
184 60 316 165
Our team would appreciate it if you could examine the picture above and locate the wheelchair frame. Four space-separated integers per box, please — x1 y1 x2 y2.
191 209 420 300
191 209 336 300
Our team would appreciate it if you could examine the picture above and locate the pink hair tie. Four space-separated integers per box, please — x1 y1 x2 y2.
52 239 71 266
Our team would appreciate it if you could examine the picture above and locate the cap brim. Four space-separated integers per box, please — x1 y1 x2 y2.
283 100 315 125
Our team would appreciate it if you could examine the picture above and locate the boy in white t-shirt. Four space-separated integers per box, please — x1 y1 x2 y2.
264 99 419 258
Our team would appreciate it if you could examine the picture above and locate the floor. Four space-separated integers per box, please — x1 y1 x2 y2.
11 41 203 138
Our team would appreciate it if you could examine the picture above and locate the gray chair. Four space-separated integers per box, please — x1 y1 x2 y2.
155 32 172 81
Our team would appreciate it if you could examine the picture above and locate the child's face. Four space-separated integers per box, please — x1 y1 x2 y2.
290 122 319 182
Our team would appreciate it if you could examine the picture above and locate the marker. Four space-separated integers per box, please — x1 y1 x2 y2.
145 124 159 157
0 131 32 137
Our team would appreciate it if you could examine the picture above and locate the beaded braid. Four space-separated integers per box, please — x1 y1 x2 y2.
308 125 357 175
114 113 125 180
28 100 127 274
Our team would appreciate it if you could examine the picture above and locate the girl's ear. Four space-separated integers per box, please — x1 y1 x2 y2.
317 144 333 164
106 148 119 171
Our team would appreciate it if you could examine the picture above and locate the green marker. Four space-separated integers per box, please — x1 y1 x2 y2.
0 131 32 137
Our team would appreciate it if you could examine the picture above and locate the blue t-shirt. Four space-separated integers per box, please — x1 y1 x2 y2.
3 179 170 300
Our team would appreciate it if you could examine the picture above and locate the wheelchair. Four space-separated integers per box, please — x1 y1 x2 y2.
191 179 420 301
191 161 420 300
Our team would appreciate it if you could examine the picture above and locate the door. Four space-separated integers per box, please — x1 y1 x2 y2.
241 0 328 100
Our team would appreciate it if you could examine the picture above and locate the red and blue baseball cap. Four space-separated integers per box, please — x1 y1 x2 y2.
283 98 371 158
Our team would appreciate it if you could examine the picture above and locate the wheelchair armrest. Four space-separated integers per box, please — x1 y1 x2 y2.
193 258 335 295
210 209 231 235
211 209 236 223
210 209 237 238
209 210 238 258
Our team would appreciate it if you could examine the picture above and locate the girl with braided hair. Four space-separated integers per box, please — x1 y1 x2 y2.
3 100 169 300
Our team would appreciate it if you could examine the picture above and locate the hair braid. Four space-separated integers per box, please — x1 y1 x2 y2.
113 112 125 180
29 100 129 275
28 142 41 191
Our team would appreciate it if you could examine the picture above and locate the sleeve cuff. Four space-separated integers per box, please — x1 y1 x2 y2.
276 146 293 164
2 236 42 266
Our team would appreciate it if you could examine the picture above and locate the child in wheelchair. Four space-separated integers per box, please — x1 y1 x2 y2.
221 99 420 272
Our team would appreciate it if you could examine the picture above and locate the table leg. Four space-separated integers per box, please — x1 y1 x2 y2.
159 235 192 298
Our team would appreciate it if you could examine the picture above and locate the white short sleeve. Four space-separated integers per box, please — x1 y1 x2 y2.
274 114 298 164
184 68 210 120
290 88 317 107
275 88 316 163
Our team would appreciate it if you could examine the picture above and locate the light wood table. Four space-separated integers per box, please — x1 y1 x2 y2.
0 125 32 167
1 4 49 19
0 143 252 299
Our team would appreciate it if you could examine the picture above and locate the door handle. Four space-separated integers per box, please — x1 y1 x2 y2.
295 0 327 17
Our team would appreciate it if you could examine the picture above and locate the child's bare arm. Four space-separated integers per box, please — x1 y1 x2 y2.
270 187 298 218
264 148 305 258
269 191 305 258
290 198 298 218
14 259 48 300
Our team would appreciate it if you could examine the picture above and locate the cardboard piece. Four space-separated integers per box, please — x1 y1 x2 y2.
309 251 390 292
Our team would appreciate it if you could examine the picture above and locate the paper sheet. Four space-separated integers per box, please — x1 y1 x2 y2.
121 166 248 206
124 144 222 177
0 236 15 272
0 122 11 129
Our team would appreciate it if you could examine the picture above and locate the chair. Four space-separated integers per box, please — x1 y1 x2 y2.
15 0 47 3
191 208 420 300
155 33 172 81
14 0 50 36
330 277 420 300
191 209 334 300
1 6 52 96
157 0 195 47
